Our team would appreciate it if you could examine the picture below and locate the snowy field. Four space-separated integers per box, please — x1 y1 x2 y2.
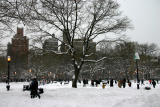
0 81 160 107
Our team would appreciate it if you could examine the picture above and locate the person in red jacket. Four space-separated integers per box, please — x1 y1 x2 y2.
149 80 152 84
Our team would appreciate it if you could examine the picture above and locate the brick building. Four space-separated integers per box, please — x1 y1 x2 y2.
7 27 29 79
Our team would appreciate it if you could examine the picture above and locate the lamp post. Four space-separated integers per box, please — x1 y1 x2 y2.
28 69 32 81
13 72 16 82
134 52 140 89
6 56 11 91
48 72 52 82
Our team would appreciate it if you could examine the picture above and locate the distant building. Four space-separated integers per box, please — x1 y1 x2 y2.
9 28 29 56
60 29 96 54
7 27 29 79
73 39 96 54
60 29 70 52
43 34 58 52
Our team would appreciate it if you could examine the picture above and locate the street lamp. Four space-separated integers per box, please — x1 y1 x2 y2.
14 72 16 82
14 72 17 75
28 69 32 80
134 52 140 89
6 56 11 91
48 72 52 82
29 69 32 73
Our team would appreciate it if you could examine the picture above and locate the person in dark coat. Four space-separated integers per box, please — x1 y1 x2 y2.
110 79 113 87
122 78 126 88
91 80 94 86
95 80 100 87
152 79 156 88
83 79 86 87
107 80 110 84
115 80 117 84
128 80 132 87
30 78 40 99
141 79 144 85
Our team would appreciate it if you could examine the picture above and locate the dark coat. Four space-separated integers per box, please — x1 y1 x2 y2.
30 79 38 91
110 79 113 87
30 79 40 98
152 80 156 86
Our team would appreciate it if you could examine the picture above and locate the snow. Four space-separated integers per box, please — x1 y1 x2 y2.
0 81 160 107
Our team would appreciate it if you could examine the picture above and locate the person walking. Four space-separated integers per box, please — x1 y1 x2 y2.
110 79 113 87
141 79 144 85
91 80 94 87
30 78 40 99
152 79 156 88
122 78 126 88
149 79 152 84
83 79 86 87
118 80 122 88
128 80 132 87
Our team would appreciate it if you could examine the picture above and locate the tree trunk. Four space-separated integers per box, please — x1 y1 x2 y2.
72 69 80 88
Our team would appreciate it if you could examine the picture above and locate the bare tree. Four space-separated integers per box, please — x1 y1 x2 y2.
1 0 131 88
135 43 160 79
0 0 18 55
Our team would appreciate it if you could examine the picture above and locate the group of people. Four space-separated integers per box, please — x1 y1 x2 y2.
82 79 129 88
83 79 89 87
148 79 157 88
81 78 158 89
110 79 159 88
117 79 132 88
107 78 129 88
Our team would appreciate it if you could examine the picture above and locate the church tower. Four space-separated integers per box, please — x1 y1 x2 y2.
11 27 29 56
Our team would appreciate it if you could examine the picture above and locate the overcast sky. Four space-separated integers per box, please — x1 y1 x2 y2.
2 0 160 47
118 0 160 46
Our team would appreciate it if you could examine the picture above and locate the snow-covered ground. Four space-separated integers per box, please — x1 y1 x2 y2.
0 81 160 107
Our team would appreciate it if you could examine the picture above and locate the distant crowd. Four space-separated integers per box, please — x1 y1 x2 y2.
81 78 158 89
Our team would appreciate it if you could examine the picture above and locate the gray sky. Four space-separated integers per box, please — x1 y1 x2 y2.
1 0 160 48
118 0 160 46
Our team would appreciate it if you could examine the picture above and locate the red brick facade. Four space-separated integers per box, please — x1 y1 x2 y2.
7 27 29 78
11 28 28 56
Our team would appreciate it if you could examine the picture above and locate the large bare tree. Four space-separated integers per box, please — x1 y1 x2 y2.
0 0 131 88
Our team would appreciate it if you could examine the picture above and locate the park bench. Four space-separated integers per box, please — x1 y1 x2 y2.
64 82 69 85
38 88 44 94
23 85 44 94
23 85 30 91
